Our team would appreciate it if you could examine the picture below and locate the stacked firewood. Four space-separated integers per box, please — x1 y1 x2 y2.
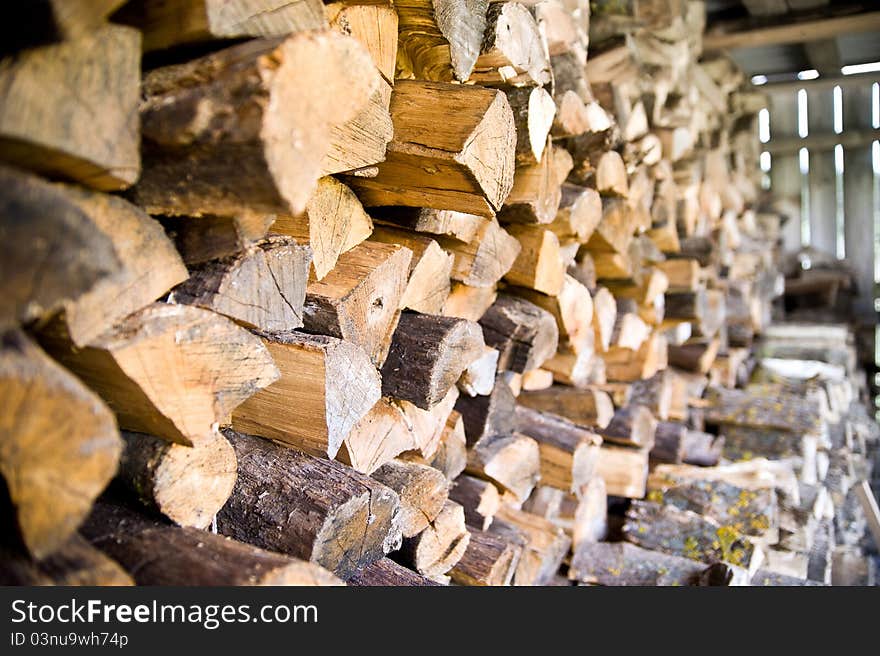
0 0 876 586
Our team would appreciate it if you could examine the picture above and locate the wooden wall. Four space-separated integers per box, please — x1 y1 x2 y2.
766 78 878 317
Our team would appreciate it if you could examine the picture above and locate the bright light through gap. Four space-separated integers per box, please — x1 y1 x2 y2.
797 89 809 138
841 62 880 75
758 108 770 143
798 69 819 81
751 75 768 86
799 147 810 174
760 151 771 172
833 85 843 134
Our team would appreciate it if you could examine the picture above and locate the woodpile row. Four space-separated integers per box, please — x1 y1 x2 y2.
1 0 877 586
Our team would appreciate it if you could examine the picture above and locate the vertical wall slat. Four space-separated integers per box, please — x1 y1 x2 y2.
807 87 837 257
842 84 876 317
768 89 803 252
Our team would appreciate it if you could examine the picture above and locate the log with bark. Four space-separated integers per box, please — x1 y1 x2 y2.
450 475 501 530
466 434 541 504
398 500 470 582
346 557 440 586
479 295 559 374
0 535 132 586
83 498 343 585
450 528 521 586
380 312 485 410
218 430 402 579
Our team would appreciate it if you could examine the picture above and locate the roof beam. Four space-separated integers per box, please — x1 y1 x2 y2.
704 10 880 51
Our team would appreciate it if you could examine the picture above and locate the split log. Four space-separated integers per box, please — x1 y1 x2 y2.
471 3 551 87
170 236 311 333
591 286 617 351
396 0 489 82
372 460 449 538
505 86 556 164
567 477 608 547
604 331 667 382
218 430 401 578
479 295 559 373
595 151 628 197
594 445 649 499
233 331 380 459
117 430 237 530
418 410 468 480
0 166 125 332
377 207 487 244
84 499 342 585
326 4 395 71
115 0 327 52
458 346 500 397
381 312 485 409
586 198 637 254
450 475 501 530
499 146 572 224
398 387 461 459
592 251 633 280
323 74 394 176
569 541 740 587
658 258 700 291
441 284 498 323
504 225 566 295
436 218 520 288
272 176 373 280
466 434 541 503
513 275 594 353
629 370 672 420
647 220 680 254
0 25 140 190
455 375 517 445
30 186 188 347
548 185 603 244
541 347 597 388
450 528 521 586
0 535 132 587
340 399 416 475
493 506 570 585
40 303 278 448
514 405 602 494
624 501 762 576
347 80 516 218
0 332 120 559
518 386 615 429
521 368 554 391
160 213 276 266
346 557 440 586
303 240 412 366
568 251 597 290
132 33 376 218
399 500 470 582
608 312 650 352
598 405 657 449
369 227 453 314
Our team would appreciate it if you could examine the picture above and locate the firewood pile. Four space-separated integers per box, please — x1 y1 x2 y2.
1 0 877 586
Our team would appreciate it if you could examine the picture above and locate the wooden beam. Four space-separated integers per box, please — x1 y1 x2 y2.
761 71 880 93
763 128 880 155
803 38 842 76
704 11 880 51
